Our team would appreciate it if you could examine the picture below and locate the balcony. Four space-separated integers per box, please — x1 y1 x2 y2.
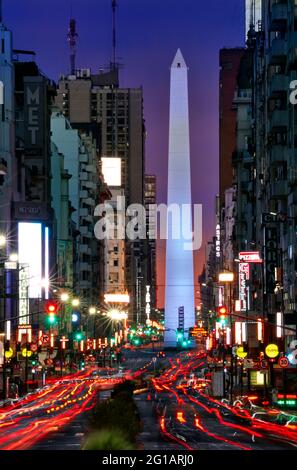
79 153 88 163
79 244 91 255
269 109 288 129
79 171 88 181
79 262 92 272
268 38 287 65
82 197 95 206
270 3 288 31
79 190 88 199
269 180 288 199
268 74 288 96
79 208 89 217
269 145 287 163
80 225 92 237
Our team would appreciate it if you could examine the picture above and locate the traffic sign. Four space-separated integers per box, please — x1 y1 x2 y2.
40 334 50 345
21 348 32 358
236 346 247 359
152 357 157 362
45 358 53 366
244 358 254 368
265 343 279 358
4 348 13 359
278 356 289 368
30 343 38 352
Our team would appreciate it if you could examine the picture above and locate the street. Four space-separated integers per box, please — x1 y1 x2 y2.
151 351 297 451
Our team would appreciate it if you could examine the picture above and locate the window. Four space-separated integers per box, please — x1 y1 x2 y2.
114 260 118 267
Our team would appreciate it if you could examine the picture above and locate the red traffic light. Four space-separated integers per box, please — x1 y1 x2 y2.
218 306 227 316
45 301 58 315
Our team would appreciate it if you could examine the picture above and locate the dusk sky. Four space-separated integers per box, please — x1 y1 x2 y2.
5 0 245 307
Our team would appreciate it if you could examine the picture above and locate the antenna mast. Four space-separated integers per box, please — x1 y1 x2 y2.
111 0 117 70
67 17 78 75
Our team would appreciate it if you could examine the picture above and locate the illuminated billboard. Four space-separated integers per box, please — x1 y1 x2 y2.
104 293 130 304
18 222 42 299
102 157 121 187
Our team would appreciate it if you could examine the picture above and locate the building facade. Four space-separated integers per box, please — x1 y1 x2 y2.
55 67 146 322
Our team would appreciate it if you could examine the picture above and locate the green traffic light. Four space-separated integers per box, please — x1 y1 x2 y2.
75 333 83 340
182 341 187 347
48 314 56 324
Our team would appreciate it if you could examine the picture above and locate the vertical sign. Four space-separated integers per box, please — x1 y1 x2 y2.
178 306 184 330
145 285 151 324
239 262 250 311
264 226 278 294
215 224 221 259
19 264 30 325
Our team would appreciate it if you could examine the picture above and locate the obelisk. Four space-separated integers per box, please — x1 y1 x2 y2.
164 49 195 348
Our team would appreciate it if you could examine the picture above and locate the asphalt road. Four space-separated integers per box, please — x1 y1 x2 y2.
151 351 297 450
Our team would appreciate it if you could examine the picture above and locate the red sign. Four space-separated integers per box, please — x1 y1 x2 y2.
30 343 38 352
41 334 50 345
45 358 53 366
239 252 262 263
278 356 289 368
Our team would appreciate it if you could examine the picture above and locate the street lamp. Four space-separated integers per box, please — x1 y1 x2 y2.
0 234 6 248
89 307 96 315
9 253 18 262
72 298 80 307
60 292 69 302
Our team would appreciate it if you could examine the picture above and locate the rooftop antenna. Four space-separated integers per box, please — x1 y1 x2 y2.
111 0 117 70
67 13 78 75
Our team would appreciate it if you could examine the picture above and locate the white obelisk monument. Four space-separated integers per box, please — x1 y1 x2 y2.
164 49 195 348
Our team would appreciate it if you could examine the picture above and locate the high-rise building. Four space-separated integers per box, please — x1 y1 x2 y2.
51 109 104 307
55 68 146 322
164 49 195 347
219 48 245 210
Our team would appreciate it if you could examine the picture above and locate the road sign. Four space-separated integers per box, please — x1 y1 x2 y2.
265 343 279 358
152 357 157 363
21 348 32 358
30 343 38 352
4 348 13 359
278 356 289 368
45 358 53 366
41 334 50 345
236 346 247 359
244 358 254 368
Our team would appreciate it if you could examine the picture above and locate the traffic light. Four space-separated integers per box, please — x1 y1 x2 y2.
46 300 58 324
176 328 184 341
31 354 38 366
218 306 228 326
74 331 83 341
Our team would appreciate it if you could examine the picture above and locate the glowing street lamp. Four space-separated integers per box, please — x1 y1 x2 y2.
0 234 6 248
89 307 96 315
72 298 80 307
9 253 18 262
60 292 69 302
